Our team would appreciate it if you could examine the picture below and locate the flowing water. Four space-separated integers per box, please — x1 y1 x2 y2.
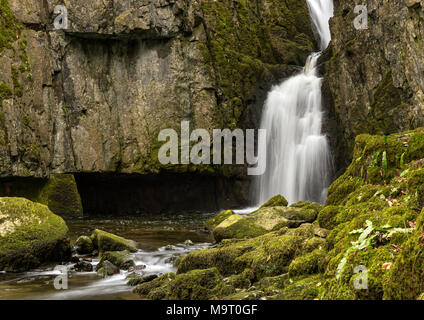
255 0 334 206
0 0 335 300
0 213 214 300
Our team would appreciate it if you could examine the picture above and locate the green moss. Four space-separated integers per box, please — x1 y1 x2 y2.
288 249 327 277
75 235 94 254
199 0 315 128
11 65 23 97
318 206 343 229
38 174 83 217
0 197 71 271
205 210 234 231
383 211 424 299
179 226 316 281
96 250 135 270
0 0 21 52
0 82 12 99
260 194 288 208
0 175 83 217
168 268 223 300
408 131 424 160
90 229 137 253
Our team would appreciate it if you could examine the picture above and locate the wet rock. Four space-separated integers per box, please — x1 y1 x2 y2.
205 210 234 231
260 195 288 208
211 204 318 242
75 236 94 255
90 229 137 253
97 261 120 278
70 256 80 263
127 274 158 287
74 261 93 272
96 250 135 271
0 197 71 272
184 240 193 246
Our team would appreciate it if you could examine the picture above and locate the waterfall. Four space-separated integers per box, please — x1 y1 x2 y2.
255 0 334 205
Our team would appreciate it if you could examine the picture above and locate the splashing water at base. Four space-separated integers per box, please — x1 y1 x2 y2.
255 0 333 206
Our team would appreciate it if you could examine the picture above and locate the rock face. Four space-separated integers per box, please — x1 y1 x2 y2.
0 197 71 272
323 0 424 170
0 0 316 211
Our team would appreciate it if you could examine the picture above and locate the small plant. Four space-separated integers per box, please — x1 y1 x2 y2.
336 220 413 280
382 151 388 176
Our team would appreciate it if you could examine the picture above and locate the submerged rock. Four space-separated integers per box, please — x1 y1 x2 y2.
96 250 135 271
97 261 120 278
74 261 93 272
0 197 71 272
90 229 137 253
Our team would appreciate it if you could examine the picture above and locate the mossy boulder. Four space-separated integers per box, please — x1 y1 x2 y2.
90 229 137 253
97 260 120 278
75 236 94 255
211 205 318 242
179 225 317 280
38 174 83 218
0 197 71 272
0 174 83 218
134 273 176 300
288 249 327 277
96 250 135 271
260 194 288 208
168 268 223 300
205 210 234 231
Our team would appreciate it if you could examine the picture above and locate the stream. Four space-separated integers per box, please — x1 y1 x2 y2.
0 212 215 300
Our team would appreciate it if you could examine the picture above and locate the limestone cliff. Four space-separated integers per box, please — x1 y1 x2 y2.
323 0 424 170
0 0 315 213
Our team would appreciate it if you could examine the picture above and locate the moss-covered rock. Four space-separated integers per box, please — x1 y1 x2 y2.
97 260 120 278
211 206 318 242
288 249 327 277
0 174 83 218
179 225 316 281
134 273 176 300
205 210 234 231
0 197 71 272
75 236 94 255
96 250 135 271
38 174 83 218
168 268 223 300
260 194 288 208
317 206 343 230
0 0 21 52
91 229 137 253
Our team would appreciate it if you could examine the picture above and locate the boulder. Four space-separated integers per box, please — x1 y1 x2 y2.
97 261 120 277
211 206 318 242
74 261 93 272
259 195 288 208
96 250 135 271
0 197 71 272
205 210 234 231
75 236 94 255
90 229 137 253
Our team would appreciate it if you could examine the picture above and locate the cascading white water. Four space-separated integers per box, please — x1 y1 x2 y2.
255 0 334 205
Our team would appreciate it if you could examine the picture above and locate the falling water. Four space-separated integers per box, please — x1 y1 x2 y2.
255 0 334 205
